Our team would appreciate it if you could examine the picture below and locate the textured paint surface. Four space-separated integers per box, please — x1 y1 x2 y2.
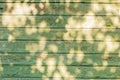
0 0 120 80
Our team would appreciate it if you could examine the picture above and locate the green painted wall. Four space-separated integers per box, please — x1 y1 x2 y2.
0 0 120 80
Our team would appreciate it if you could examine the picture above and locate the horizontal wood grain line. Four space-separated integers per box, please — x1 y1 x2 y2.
0 2 119 3
0 52 118 54
1 14 120 16
0 41 119 53
1 78 120 80
0 78 119 80
1 64 120 67
0 27 120 29
1 39 120 42
1 14 119 16
0 78 119 79
0 53 119 66
1 66 120 78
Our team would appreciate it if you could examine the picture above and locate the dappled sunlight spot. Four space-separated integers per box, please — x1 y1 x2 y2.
75 51 84 63
31 65 36 73
101 53 109 60
65 16 81 31
38 36 47 41
105 36 114 42
68 30 77 38
109 17 119 26
55 16 63 23
75 68 81 74
46 57 56 66
25 55 31 61
37 37 47 52
101 28 115 32
67 54 74 64
41 0 49 2
103 4 119 15
82 13 95 28
93 65 106 71
69 48 75 54
98 42 105 51
0 59 3 71
39 41 46 51
40 51 48 59
118 52 120 57
66 49 75 64
2 15 27 28
25 26 37 35
95 17 106 27
76 31 82 41
39 3 45 9
63 32 74 40
53 71 62 80
6 0 30 2
48 44 58 53
12 30 21 37
11 3 31 14
58 56 65 65
38 3 46 15
8 34 15 42
38 21 51 32
36 56 45 73
65 17 78 29
42 77 51 80
86 58 93 64
65 2 72 14
30 4 38 15
110 67 116 73
37 28 51 33
91 4 102 13
36 51 48 73
102 60 108 66
6 0 13 10
4 52 9 56
46 58 56 76
105 42 119 52
96 32 104 41
93 60 108 71
58 66 75 79
26 42 38 54
82 29 94 43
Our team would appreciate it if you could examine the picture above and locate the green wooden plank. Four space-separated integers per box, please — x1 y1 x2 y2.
0 65 120 78
0 53 120 66
1 16 119 28
0 28 120 41
1 0 120 3
0 41 119 53
1 3 119 15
